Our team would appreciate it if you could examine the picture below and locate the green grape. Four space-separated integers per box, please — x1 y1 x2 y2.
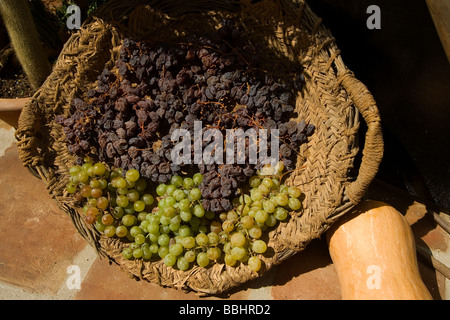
227 210 239 222
149 244 159 254
248 256 262 271
137 212 148 222
180 210 192 222
207 232 220 245
230 232 246 247
148 233 159 243
116 195 129 208
271 178 280 190
158 246 169 259
224 253 237 266
276 193 289 206
140 194 153 207
265 214 277 227
147 222 160 235
207 247 221 260
125 169 140 182
134 200 146 212
274 161 284 173
82 157 92 166
112 206 124 219
182 236 196 249
156 184 167 196
230 246 246 261
252 240 267 253
116 225 128 237
170 215 181 226
261 177 273 189
288 186 302 198
192 204 205 218
132 248 143 258
170 175 183 188
66 183 77 194
160 215 170 226
122 214 136 227
279 184 289 193
250 189 263 201
177 257 190 271
112 177 127 189
179 199 191 211
189 188 202 201
195 233 209 246
249 226 262 239
69 165 82 176
77 171 89 183
95 220 106 233
92 162 106 176
104 225 116 238
163 253 177 267
184 250 196 262
288 198 302 211
183 177 194 189
117 187 128 195
130 226 143 237
98 178 108 189
135 234 146 245
249 176 261 188
193 173 203 185
196 252 209 267
240 215 255 229
162 206 176 218
257 184 270 195
89 179 101 189
274 207 288 221
126 189 140 202
173 189 185 201
169 222 180 232
165 196 176 207
166 184 177 196
262 200 276 214
158 234 170 247
255 210 269 224
122 248 133 260
178 225 191 237
222 220 234 233
169 243 184 256
142 246 152 260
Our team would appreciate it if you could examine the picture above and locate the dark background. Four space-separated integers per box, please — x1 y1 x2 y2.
308 0 450 210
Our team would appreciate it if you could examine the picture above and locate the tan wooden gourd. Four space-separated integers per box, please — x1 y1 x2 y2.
327 200 432 300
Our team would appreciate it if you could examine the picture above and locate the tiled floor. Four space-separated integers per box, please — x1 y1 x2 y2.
0 119 448 300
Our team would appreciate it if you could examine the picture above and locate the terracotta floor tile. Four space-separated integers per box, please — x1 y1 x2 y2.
270 238 341 300
0 145 86 294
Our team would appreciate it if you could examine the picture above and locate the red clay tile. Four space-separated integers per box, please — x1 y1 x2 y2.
270 238 341 300
0 145 86 294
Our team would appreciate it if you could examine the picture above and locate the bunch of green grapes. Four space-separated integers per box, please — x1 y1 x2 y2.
213 161 302 271
66 160 303 273
66 158 155 239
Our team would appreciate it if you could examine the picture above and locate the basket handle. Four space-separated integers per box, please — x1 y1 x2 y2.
340 71 384 205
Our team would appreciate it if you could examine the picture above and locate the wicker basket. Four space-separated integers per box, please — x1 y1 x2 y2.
15 0 383 295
